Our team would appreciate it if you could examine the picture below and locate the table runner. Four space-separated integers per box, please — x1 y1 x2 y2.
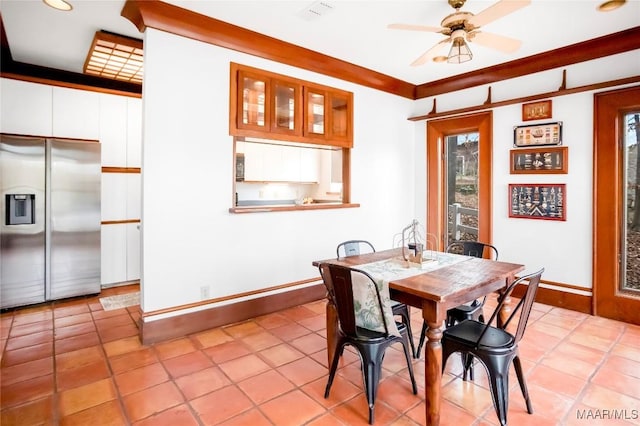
351 251 472 336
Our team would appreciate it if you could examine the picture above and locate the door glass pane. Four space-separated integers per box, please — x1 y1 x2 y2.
274 82 295 131
445 132 479 248
330 94 348 138
623 111 640 292
242 76 265 126
307 91 325 135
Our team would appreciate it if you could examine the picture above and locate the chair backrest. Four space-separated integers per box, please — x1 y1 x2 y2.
446 240 499 261
321 263 390 338
336 240 375 258
478 268 544 346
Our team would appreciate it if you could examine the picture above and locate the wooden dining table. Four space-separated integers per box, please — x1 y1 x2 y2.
312 247 525 426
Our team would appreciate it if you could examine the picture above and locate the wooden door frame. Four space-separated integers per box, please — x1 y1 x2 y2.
593 85 640 324
426 111 493 250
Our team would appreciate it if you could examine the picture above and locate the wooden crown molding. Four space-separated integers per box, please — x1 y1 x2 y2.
121 0 415 99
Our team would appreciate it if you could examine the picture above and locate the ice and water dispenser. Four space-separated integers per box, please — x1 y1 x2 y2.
5 194 36 225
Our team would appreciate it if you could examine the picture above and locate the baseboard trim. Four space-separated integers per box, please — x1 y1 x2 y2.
512 281 592 314
140 283 327 345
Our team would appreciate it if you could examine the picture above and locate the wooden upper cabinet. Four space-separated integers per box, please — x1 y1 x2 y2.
230 63 352 147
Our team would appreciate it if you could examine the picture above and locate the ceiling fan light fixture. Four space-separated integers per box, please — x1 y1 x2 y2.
43 0 72 11
447 34 473 64
597 0 625 11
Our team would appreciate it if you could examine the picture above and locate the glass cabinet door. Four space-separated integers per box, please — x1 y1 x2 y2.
238 70 269 130
329 92 351 141
305 88 326 137
271 79 300 135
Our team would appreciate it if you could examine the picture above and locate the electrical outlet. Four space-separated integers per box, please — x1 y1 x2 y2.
200 286 210 300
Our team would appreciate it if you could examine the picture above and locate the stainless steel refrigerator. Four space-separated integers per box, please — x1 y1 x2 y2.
1 134 101 309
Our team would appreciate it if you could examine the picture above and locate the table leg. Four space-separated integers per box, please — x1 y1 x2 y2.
424 320 443 426
326 301 339 368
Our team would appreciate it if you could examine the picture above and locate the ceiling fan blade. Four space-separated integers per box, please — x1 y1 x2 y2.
387 23 446 33
469 31 522 53
411 39 450 66
467 0 531 28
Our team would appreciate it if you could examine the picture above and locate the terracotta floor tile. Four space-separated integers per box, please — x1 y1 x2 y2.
190 385 254 424
331 393 400 425
219 353 271 382
527 364 587 399
1 356 53 386
114 362 169 396
9 320 53 338
218 408 273 426
259 389 326 426
253 312 292 330
563 402 637 426
305 412 354 426
56 359 111 392
541 351 604 381
94 313 134 330
53 304 90 318
11 310 53 326
223 320 265 338
516 383 574 422
240 330 282 351
297 314 328 332
442 377 493 419
59 400 127 426
0 395 54 426
258 343 305 367
91 308 129 321
279 305 318 322
302 377 361 409
237 369 295 404
162 350 213 378
0 373 54 408
374 375 421 414
55 331 101 355
579 383 640 414
121 381 184 422
54 313 93 329
132 403 199 426
54 322 96 340
102 336 144 358
269 323 312 341
153 337 197 360
203 340 251 364
290 332 327 355
108 347 159 374
591 364 640 399
55 346 104 372
174 366 231 400
192 328 234 348
4 330 53 351
97 323 139 343
611 342 640 362
58 378 117 417
276 356 327 387
601 354 640 379
1 341 53 367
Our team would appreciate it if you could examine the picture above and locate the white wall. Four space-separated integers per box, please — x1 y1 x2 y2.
410 50 640 291
141 29 416 314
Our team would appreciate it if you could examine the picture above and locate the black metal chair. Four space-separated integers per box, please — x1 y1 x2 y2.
320 263 417 424
336 240 417 358
442 268 544 426
416 241 499 372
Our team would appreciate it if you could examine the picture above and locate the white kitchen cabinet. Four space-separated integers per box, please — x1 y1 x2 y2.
99 94 128 166
0 78 52 136
126 173 141 219
126 222 141 281
52 87 100 140
101 224 127 285
300 148 319 183
101 173 128 221
127 98 142 168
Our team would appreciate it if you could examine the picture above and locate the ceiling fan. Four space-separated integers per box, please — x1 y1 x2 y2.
388 0 530 65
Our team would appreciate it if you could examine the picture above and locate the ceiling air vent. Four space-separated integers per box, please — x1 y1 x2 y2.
297 1 335 21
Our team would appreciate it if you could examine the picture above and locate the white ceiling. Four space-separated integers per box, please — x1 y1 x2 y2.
1 0 639 86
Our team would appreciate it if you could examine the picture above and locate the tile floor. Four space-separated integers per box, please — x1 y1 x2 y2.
1 284 640 425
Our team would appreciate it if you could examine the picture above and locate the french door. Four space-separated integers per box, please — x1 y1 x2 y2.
594 86 640 324
426 112 493 250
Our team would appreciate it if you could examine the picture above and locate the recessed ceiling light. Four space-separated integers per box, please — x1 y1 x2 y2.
432 56 448 63
43 0 72 11
597 0 626 11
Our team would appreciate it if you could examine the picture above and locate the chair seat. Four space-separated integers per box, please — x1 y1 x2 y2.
353 321 407 341
443 320 515 350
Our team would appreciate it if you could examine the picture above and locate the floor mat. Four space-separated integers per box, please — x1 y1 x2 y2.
99 292 140 311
